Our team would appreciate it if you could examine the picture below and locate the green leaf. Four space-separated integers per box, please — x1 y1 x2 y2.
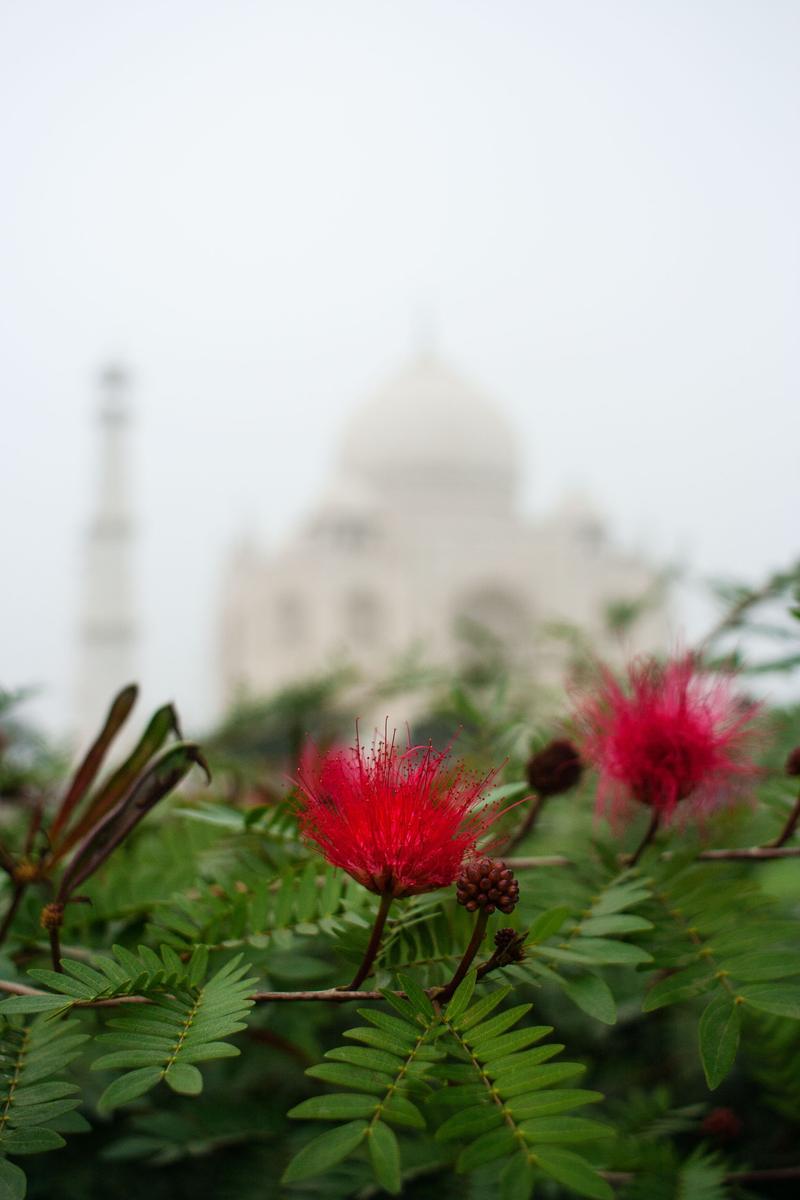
0 1128 65 1154
577 914 653 936
98 1067 163 1114
306 1063 393 1096
368 1121 401 1195
457 1126 516 1171
500 1154 534 1200
561 938 652 965
467 1004 533 1046
487 1042 564 1078
591 884 650 916
520 1116 613 1143
325 1046 406 1075
699 995 741 1090
506 1062 586 1092
473 1028 555 1062
0 1014 86 1169
444 970 477 1022
92 956 254 1108
0 996 69 1015
562 974 616 1025
281 1120 368 1183
511 1090 604 1120
397 973 435 1021
357 1009 418 1045
288 1094 378 1121
164 1063 203 1095
457 986 513 1031
343 1027 412 1057
436 1103 502 1141
528 906 572 942
724 952 800 982
534 1146 614 1199
738 985 800 1019
642 963 714 1012
381 1095 427 1129
0 1158 26 1200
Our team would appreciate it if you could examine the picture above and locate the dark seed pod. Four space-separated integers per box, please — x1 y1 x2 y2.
456 857 519 915
786 746 800 777
494 927 517 949
526 739 583 798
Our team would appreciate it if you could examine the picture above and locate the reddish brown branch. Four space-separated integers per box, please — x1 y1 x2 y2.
765 790 800 849
507 844 800 870
498 794 543 856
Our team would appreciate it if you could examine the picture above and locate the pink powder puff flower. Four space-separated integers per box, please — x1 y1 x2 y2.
573 654 761 824
294 732 506 898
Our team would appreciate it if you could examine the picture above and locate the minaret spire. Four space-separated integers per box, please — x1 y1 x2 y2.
76 364 137 742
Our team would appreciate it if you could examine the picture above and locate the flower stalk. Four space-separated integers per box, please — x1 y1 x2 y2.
439 909 490 1002
347 892 393 990
765 790 800 849
628 810 660 866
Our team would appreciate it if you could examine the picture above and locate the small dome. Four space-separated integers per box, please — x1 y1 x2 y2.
338 353 519 507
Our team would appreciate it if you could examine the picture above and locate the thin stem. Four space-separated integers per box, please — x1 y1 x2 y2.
49 927 62 973
766 790 800 848
506 844 800 870
347 891 393 990
628 810 660 867
0 886 26 947
439 909 490 1003
499 794 543 856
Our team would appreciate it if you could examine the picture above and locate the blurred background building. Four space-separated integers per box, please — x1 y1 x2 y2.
219 350 667 704
77 365 137 740
4 3 798 738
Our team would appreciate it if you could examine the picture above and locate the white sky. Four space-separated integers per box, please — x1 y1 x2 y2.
2 0 799 736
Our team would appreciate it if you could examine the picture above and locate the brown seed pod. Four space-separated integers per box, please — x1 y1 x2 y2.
786 746 800 777
456 857 519 916
494 926 518 949
526 739 583 798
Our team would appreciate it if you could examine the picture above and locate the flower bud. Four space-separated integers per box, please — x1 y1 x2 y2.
12 861 40 886
701 1107 742 1141
526 739 583 798
39 902 64 931
493 926 526 962
456 857 519 915
786 747 800 777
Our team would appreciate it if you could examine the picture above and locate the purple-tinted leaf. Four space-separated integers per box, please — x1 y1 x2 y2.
57 743 210 900
49 685 138 847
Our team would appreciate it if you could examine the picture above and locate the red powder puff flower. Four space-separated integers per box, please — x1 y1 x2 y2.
294 734 505 898
573 655 760 824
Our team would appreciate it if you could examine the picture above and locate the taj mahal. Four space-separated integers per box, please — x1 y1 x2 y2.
217 351 669 703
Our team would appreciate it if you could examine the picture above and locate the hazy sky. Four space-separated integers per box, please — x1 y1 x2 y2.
2 0 799 736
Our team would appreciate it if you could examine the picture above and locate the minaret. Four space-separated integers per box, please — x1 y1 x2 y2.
76 364 137 742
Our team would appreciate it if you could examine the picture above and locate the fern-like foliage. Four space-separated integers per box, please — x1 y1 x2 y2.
637 858 800 1088
284 973 444 1194
149 861 370 954
90 955 256 1112
521 866 654 1026
0 1014 89 1199
747 1014 800 1121
284 971 614 1199
0 947 256 1116
433 972 613 1200
0 943 212 1010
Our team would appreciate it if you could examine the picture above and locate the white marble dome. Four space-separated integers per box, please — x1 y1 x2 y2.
338 352 519 507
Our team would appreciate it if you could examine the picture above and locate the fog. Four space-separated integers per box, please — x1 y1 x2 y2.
2 0 798 735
